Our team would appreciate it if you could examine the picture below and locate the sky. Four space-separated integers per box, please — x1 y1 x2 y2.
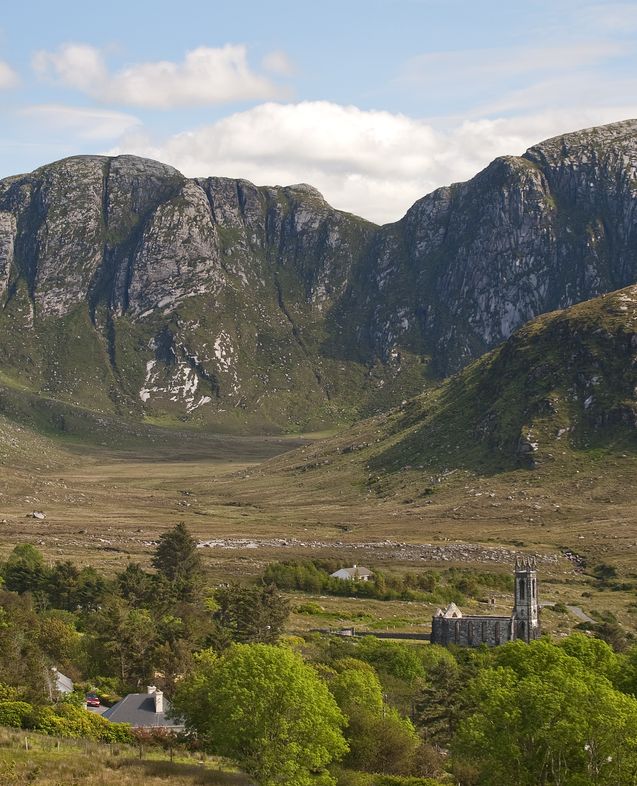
1 0 637 224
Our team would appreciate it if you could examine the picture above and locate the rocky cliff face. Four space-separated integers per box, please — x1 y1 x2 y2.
0 120 636 430
277 284 637 479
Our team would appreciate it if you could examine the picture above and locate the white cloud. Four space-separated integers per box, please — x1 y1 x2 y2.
33 43 288 108
105 100 637 224
262 50 295 76
20 105 141 141
0 60 19 89
33 44 106 92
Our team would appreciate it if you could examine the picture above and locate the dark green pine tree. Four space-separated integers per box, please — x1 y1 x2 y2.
151 522 204 602
212 583 289 646
414 659 464 745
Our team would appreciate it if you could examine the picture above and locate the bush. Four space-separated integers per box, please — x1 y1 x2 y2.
335 771 447 786
296 602 325 615
0 701 32 728
0 700 134 744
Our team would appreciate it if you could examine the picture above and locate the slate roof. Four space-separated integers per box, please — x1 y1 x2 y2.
102 693 183 729
330 566 374 580
52 669 73 694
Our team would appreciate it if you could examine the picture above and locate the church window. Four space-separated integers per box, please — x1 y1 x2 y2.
519 578 526 600
481 621 487 641
495 621 501 645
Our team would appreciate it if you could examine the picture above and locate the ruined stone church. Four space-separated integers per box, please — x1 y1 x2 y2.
431 557 540 647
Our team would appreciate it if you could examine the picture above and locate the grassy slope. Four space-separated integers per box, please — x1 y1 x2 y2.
0 727 249 786
0 287 636 636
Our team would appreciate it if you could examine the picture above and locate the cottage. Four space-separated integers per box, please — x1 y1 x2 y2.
431 557 541 647
102 685 184 730
49 667 73 697
330 565 374 582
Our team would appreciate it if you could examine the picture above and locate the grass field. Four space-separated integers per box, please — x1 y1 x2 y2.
1 405 636 638
0 727 249 786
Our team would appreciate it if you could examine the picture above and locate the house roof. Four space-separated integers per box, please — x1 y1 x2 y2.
102 694 183 729
52 668 73 694
330 566 374 579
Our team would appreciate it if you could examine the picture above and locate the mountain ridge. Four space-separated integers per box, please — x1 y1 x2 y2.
1 119 637 432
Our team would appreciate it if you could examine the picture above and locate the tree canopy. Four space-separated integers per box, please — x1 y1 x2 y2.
173 643 348 786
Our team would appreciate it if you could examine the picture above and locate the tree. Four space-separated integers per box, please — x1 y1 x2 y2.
46 561 80 611
328 660 420 775
415 657 463 744
89 598 157 689
116 562 156 607
212 583 289 645
0 591 50 700
152 522 204 602
173 643 348 786
2 544 47 598
453 638 637 786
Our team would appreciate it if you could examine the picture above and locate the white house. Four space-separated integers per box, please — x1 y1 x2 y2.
330 565 374 582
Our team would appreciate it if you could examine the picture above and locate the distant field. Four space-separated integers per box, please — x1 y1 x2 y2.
1 413 636 637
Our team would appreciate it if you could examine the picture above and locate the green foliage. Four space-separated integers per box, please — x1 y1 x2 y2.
0 701 33 728
355 639 425 683
0 592 50 700
1 546 109 612
454 637 637 786
174 643 348 786
212 583 289 646
415 658 463 745
88 598 157 689
151 523 204 602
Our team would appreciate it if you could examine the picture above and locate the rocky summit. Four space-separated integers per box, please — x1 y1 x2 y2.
1 119 637 432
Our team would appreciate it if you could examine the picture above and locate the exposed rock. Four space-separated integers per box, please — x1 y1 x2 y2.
0 120 636 428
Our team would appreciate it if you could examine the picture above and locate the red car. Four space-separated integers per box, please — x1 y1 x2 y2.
86 693 101 707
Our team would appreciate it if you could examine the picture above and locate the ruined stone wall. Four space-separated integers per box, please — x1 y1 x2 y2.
431 616 513 647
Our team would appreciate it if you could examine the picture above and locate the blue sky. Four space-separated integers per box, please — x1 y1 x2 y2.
1 0 636 222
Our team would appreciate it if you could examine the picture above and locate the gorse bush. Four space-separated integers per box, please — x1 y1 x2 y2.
0 700 134 743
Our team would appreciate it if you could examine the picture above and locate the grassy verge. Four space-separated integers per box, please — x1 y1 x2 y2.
0 727 250 786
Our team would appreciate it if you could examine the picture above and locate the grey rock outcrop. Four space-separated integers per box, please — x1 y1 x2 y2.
0 119 636 429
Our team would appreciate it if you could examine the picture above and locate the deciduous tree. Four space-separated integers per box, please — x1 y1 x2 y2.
173 643 348 786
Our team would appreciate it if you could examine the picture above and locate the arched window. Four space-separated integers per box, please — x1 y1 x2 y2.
481 621 487 641
495 621 501 645
532 578 536 598
468 621 474 644
454 620 460 643
518 620 526 640
519 578 526 600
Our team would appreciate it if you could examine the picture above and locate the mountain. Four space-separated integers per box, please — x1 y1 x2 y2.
1 119 637 432
265 284 637 483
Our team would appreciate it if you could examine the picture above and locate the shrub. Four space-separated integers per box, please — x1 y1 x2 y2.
0 701 32 728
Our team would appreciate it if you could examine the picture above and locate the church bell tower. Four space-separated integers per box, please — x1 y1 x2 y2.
513 557 540 642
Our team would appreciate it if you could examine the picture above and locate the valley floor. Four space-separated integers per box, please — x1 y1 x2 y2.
1 425 636 638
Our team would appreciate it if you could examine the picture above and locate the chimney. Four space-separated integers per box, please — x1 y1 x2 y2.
154 690 164 714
